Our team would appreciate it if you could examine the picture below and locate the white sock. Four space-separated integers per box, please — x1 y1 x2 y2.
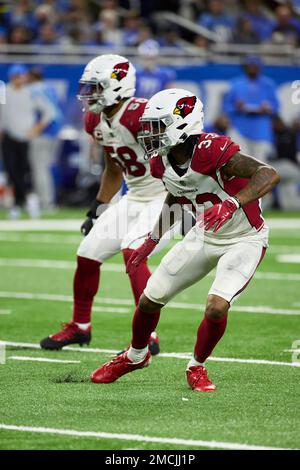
187 356 204 370
127 345 149 363
75 322 91 331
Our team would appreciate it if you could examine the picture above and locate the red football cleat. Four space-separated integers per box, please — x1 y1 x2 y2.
91 350 151 384
40 321 91 350
186 365 217 392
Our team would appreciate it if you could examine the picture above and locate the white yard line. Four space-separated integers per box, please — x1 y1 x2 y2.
268 245 300 254
8 356 80 364
276 255 300 264
0 290 128 314
0 309 11 315
2 233 300 256
0 258 124 272
4 341 119 355
0 220 83 231
252 271 300 282
3 340 300 368
269 232 300 239
92 306 129 314
208 357 299 367
0 217 299 231
168 301 300 316
266 219 300 229
0 291 88 303
0 291 299 316
1 257 300 282
0 258 79 270
0 233 80 244
0 423 293 450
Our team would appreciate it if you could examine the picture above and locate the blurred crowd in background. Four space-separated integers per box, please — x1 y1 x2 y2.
1 0 300 50
0 63 63 218
0 0 300 218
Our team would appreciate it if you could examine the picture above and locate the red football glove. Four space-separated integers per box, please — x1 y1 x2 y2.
126 234 159 274
197 197 240 233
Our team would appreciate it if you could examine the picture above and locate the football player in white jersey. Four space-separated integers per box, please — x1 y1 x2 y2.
40 55 174 354
91 88 280 391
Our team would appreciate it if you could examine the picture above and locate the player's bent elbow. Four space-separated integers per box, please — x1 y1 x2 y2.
271 167 280 187
265 165 280 187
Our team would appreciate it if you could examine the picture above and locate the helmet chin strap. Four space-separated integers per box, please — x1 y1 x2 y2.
159 135 172 156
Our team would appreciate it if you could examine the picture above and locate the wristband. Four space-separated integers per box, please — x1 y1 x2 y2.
228 196 241 209
148 232 160 244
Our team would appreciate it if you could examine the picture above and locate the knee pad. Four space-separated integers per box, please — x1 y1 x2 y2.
161 242 192 276
144 265 172 306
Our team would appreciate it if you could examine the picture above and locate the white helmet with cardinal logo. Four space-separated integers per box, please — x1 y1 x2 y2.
77 54 136 113
138 88 204 158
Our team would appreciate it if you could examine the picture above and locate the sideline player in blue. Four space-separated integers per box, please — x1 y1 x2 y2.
223 55 279 163
28 68 63 211
135 39 176 100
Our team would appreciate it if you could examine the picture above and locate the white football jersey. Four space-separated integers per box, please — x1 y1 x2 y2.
85 97 166 201
150 132 267 242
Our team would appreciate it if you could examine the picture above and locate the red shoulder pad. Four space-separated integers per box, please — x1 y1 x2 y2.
149 154 165 179
119 98 148 138
191 133 240 176
84 112 101 136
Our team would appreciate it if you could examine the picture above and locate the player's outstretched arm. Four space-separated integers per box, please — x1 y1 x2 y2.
222 152 280 207
81 153 123 236
126 192 179 273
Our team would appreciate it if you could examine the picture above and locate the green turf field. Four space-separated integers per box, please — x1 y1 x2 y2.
0 209 299 450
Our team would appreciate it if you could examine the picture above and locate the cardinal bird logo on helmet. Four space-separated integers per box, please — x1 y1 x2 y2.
111 62 129 81
173 96 197 118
